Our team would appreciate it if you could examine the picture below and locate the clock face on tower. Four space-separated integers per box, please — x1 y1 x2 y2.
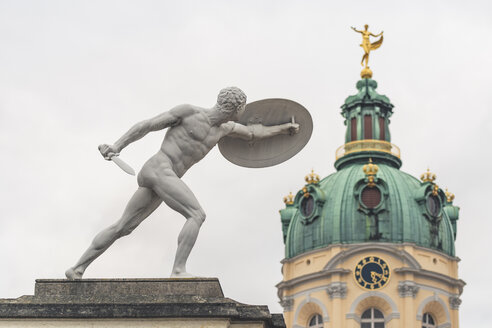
354 256 390 290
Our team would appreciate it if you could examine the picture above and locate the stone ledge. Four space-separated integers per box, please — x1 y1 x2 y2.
34 278 224 301
0 303 267 319
0 278 285 328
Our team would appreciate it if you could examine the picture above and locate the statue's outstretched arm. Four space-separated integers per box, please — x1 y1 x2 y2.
225 121 299 141
111 105 189 153
351 26 363 34
370 31 383 37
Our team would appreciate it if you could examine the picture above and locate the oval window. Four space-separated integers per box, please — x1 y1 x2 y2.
426 195 441 217
301 195 315 217
361 186 381 209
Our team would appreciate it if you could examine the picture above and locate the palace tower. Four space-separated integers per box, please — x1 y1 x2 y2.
277 75 464 328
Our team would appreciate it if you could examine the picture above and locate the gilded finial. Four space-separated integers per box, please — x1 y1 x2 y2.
305 169 320 185
283 192 294 205
351 24 384 79
431 184 439 196
363 158 379 187
420 168 436 183
302 186 310 198
445 189 455 203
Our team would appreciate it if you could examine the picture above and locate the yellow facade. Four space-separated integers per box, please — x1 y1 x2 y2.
277 243 464 328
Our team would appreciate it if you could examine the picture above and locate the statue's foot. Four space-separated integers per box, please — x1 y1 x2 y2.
170 271 196 278
65 267 83 280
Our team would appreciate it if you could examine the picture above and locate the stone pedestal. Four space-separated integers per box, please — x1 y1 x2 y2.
0 278 285 328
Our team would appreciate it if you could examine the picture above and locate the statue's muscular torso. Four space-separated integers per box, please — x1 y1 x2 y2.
138 105 233 184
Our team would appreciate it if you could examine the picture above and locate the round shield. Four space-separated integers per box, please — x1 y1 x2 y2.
218 98 313 168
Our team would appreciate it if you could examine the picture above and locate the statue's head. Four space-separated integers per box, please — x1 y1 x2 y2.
364 24 369 30
217 87 247 115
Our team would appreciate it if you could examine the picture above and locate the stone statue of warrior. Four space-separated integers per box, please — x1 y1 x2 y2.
65 87 300 279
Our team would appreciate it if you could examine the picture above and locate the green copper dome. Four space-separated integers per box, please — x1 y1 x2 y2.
279 79 459 258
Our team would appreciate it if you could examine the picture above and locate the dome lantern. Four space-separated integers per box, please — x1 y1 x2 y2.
335 78 401 170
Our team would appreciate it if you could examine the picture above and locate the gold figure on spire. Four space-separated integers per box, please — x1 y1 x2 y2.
351 24 384 79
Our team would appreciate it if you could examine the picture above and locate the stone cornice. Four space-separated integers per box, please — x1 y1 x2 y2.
323 243 421 271
410 244 461 262
281 242 460 265
278 246 465 296
394 267 466 294
276 269 351 290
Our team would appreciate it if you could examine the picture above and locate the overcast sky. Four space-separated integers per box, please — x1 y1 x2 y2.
0 0 491 327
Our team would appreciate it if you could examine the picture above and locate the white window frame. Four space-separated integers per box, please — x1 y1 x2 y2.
360 308 385 328
308 313 323 328
422 313 437 328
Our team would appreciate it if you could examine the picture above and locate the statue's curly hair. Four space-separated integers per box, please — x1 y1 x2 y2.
217 87 247 113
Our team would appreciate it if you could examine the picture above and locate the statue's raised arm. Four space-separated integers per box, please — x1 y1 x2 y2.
218 98 312 168
102 105 193 157
224 119 299 141
351 26 363 34
97 105 195 175
370 30 384 38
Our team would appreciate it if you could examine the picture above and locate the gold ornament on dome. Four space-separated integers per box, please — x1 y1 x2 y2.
420 168 436 183
283 192 294 205
445 189 455 203
305 169 320 185
351 24 384 79
363 158 379 187
431 184 439 196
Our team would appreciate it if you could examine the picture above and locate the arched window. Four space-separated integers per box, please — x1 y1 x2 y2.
378 117 386 140
364 115 373 139
361 308 385 328
308 313 323 328
422 313 436 328
351 117 357 141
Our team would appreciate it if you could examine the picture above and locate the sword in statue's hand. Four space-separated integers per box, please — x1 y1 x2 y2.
98 144 136 176
109 154 135 176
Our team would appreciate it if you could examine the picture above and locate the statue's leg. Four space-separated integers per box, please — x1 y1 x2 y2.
149 171 205 277
65 187 161 279
361 53 368 66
